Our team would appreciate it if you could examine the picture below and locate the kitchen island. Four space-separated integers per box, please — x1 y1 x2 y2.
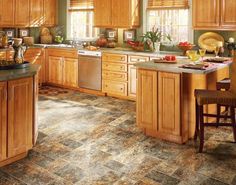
136 60 231 144
0 64 40 167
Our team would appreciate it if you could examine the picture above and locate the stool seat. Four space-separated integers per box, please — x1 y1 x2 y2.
195 89 236 106
216 78 231 90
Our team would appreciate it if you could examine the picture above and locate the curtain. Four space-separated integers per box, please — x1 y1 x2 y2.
147 0 189 9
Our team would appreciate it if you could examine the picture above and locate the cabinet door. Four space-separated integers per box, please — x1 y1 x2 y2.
221 0 236 29
0 0 14 27
43 0 57 26
128 65 137 99
193 0 220 28
25 49 45 84
94 0 111 27
48 56 63 85
0 82 7 161
137 69 157 130
158 72 181 136
63 58 78 87
112 0 130 27
15 0 30 27
30 0 44 27
8 78 33 158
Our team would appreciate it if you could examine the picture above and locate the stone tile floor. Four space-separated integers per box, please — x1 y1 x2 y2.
1 86 236 185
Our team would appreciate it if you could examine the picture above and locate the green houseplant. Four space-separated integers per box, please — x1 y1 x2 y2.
141 27 172 52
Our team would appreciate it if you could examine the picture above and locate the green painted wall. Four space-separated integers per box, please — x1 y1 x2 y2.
45 0 236 51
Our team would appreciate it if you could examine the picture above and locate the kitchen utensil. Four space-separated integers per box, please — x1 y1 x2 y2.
198 32 224 52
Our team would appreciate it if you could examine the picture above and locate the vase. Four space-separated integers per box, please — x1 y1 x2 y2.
154 42 161 52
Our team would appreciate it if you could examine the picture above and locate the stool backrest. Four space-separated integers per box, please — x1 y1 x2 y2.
231 54 236 94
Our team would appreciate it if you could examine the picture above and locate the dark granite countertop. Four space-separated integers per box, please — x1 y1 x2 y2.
0 64 41 81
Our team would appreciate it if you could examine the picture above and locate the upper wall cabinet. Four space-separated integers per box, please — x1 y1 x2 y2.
0 0 14 27
15 0 30 27
94 0 140 28
193 0 236 30
30 0 44 27
0 0 57 27
43 0 57 27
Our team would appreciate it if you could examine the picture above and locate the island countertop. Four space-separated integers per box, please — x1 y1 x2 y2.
135 60 232 74
0 64 41 81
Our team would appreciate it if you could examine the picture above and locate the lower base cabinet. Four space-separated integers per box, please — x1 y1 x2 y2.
0 77 36 166
137 69 183 143
48 56 78 88
8 78 33 158
0 82 7 161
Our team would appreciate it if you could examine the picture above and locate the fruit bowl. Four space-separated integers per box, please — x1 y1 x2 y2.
177 42 195 56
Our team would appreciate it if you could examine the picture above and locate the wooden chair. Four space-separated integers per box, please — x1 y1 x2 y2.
194 60 236 153
216 78 230 124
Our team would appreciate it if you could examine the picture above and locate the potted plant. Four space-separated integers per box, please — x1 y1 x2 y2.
141 27 172 52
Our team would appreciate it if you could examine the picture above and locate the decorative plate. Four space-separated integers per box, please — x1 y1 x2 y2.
198 32 224 52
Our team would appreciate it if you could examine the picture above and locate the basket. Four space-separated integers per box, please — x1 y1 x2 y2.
23 37 34 46
40 35 52 44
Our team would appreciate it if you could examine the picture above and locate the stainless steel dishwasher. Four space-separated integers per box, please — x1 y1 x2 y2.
78 50 102 91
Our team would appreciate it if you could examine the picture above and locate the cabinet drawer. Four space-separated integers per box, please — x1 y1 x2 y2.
102 71 127 82
102 53 127 63
0 51 6 60
47 48 78 58
102 80 127 96
128 55 149 64
102 62 127 72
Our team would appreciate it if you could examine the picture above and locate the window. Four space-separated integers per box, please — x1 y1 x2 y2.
67 0 98 40
146 0 190 43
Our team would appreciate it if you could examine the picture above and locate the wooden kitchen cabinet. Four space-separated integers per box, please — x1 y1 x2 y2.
15 0 30 27
24 48 46 84
43 0 57 26
137 70 183 143
0 82 7 161
128 65 137 99
47 48 78 88
128 55 149 100
94 0 140 28
102 53 128 97
63 58 78 87
30 0 44 27
94 0 111 27
221 0 236 29
48 56 63 85
158 72 181 138
8 77 33 158
0 0 14 27
137 69 157 130
193 0 236 30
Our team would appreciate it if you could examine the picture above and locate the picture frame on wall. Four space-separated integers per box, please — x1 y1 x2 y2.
123 29 136 42
19 28 30 38
3 28 15 39
105 28 118 41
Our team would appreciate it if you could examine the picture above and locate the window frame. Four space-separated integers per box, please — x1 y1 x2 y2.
143 0 193 43
66 0 99 41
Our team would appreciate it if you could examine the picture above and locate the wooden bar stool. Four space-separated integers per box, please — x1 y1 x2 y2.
194 60 236 153
216 78 231 124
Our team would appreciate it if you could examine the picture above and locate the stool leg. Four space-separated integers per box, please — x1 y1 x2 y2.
199 105 204 153
216 104 221 127
194 99 199 140
231 107 236 142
